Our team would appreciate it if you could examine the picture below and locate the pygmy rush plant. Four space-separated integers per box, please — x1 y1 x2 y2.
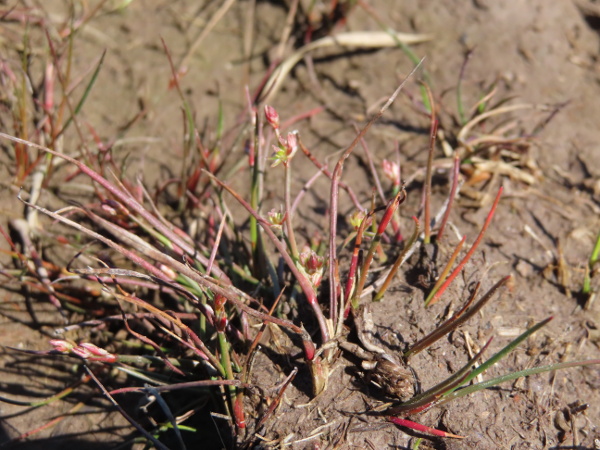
1 60 599 448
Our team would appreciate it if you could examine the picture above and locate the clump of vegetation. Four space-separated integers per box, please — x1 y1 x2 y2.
0 2 598 449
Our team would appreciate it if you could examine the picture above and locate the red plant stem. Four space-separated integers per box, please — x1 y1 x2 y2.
207 212 227 275
110 288 226 377
256 367 298 429
388 417 465 439
120 314 185 376
204 171 330 348
410 278 510 359
344 212 373 317
326 61 424 323
1 132 231 283
377 191 405 235
299 139 364 211
280 106 325 129
353 189 405 302
234 390 246 429
428 186 503 306
436 152 460 241
356 126 386 203
424 235 466 306
290 168 324 215
19 194 307 340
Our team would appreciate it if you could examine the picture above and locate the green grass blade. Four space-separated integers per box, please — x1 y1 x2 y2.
438 359 600 406
443 316 552 397
57 50 106 138
390 338 492 415
583 229 600 294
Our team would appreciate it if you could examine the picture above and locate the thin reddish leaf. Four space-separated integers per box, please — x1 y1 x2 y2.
428 186 503 306
388 417 465 439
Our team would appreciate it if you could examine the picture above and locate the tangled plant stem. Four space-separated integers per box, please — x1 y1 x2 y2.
2 39 599 446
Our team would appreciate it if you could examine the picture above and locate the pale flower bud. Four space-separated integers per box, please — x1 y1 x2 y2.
267 209 285 234
285 131 298 159
264 105 280 130
79 342 112 357
348 210 370 230
382 159 401 186
50 339 74 353
71 345 93 359
159 264 178 281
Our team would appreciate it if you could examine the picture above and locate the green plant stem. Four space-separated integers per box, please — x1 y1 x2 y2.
423 87 437 244
217 328 237 422
583 229 600 294
443 317 553 397
590 229 600 264
203 170 328 349
249 110 260 252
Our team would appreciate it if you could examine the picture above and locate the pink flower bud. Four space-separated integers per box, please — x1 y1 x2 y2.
285 132 298 158
264 105 280 130
72 343 118 363
382 159 401 186
299 248 324 287
50 339 74 353
301 250 323 273
79 342 112 357
71 345 93 359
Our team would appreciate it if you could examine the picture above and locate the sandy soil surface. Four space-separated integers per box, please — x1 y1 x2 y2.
1 1 599 449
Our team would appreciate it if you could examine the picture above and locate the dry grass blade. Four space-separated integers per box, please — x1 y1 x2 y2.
457 104 534 143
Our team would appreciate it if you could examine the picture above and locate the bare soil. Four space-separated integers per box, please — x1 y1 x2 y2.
1 1 599 449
